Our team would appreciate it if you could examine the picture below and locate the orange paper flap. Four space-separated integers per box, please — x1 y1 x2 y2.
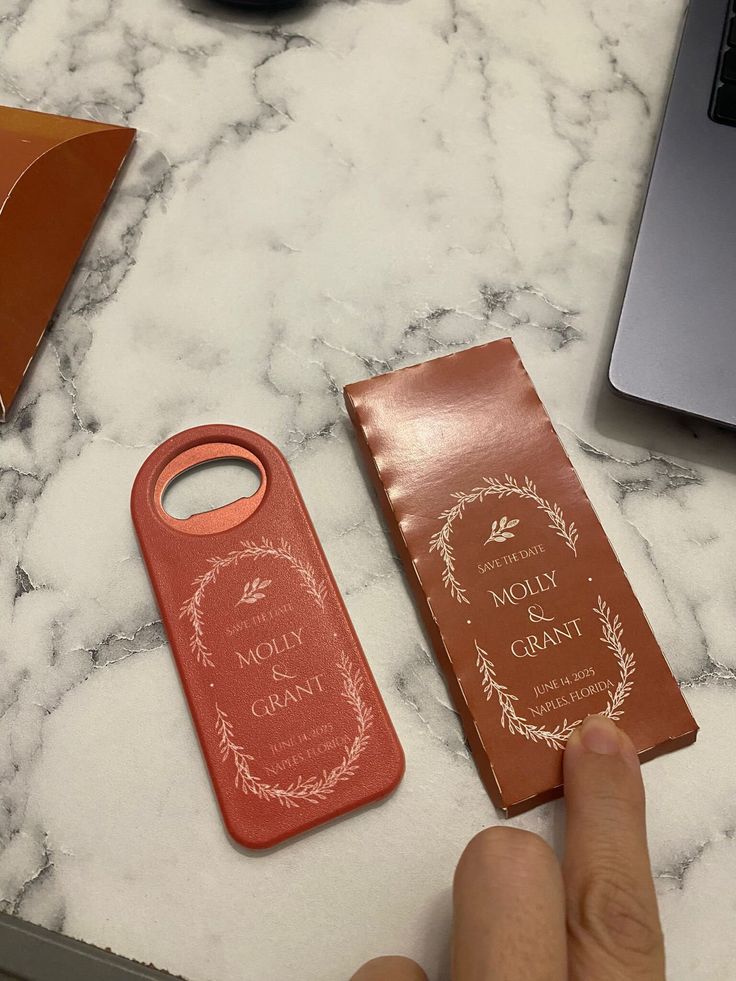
0 105 135 420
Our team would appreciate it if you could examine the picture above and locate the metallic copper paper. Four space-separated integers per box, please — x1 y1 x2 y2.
0 105 135 420
345 338 697 815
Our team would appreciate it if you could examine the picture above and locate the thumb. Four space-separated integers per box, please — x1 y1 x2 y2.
350 957 428 981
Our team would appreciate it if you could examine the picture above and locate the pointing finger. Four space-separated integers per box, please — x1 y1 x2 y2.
563 715 664 981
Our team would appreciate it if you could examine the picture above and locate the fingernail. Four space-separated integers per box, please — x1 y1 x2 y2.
579 714 621 755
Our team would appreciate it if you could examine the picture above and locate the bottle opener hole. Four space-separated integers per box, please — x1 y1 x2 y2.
162 457 263 520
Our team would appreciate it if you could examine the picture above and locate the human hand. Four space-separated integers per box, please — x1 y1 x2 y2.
350 714 664 981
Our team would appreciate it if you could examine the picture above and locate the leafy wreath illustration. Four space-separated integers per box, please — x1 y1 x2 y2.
475 598 636 750
428 475 636 748
179 538 328 668
429 475 579 605
215 651 373 807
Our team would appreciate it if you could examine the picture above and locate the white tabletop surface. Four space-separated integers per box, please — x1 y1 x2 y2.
2 0 736 978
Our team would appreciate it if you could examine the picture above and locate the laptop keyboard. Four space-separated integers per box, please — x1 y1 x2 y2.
713 0 736 124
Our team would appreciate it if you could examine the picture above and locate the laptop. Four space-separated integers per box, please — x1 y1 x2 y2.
609 0 736 428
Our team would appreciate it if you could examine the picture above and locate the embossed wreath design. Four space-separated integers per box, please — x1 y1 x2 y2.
429 475 579 604
474 597 636 750
179 538 328 668
215 651 373 807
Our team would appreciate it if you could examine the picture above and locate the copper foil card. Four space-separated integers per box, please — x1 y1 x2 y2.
345 339 697 815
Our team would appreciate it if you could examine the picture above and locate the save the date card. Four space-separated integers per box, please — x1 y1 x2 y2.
345 338 697 815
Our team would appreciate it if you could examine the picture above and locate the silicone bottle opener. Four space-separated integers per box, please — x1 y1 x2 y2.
131 425 404 849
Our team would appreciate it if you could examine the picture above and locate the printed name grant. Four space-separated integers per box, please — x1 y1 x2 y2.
252 673 325 718
511 618 583 658
488 570 557 608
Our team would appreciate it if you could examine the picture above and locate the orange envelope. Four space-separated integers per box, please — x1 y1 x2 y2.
0 106 135 421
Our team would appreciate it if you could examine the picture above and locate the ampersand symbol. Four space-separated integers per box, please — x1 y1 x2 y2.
528 604 555 624
272 663 296 682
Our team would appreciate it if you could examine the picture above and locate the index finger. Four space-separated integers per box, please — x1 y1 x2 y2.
563 715 665 981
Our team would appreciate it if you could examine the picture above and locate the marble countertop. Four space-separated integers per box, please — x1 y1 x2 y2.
2 0 736 978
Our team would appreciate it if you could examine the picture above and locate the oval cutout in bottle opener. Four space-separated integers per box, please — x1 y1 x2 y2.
131 425 404 849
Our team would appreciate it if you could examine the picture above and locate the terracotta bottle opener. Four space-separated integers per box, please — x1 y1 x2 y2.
131 425 404 849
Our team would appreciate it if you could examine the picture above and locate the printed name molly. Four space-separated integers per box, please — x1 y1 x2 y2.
236 629 303 668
